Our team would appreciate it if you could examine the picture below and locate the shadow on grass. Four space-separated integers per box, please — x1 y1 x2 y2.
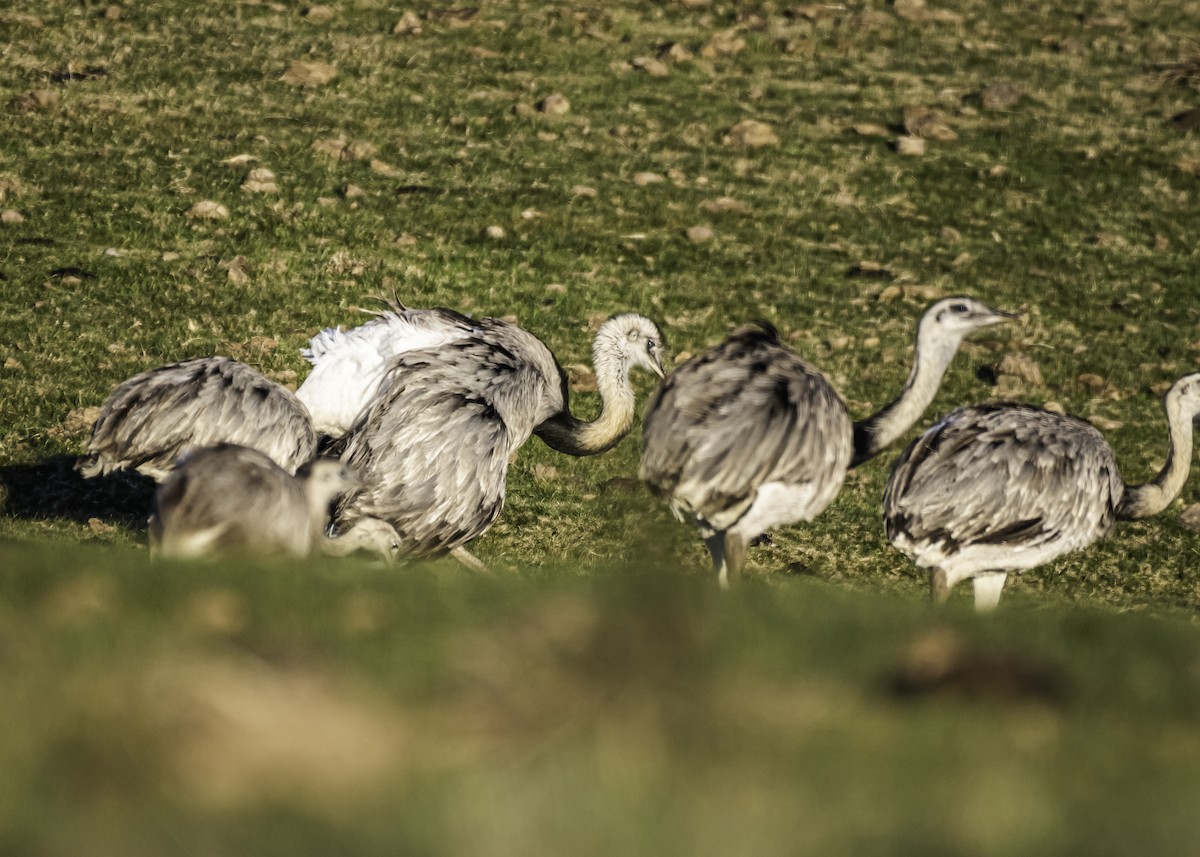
0 456 154 530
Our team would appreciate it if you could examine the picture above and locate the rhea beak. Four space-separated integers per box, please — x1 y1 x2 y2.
649 352 667 379
976 306 1021 326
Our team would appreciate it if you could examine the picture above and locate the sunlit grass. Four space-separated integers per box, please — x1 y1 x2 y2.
2 0 1200 851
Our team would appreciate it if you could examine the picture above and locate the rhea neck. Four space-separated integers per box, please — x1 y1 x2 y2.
1117 396 1196 519
302 478 345 539
851 324 963 467
536 326 637 457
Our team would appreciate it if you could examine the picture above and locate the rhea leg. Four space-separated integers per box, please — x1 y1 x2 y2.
930 567 951 605
971 572 1008 612
705 531 747 589
451 545 493 575
704 533 729 588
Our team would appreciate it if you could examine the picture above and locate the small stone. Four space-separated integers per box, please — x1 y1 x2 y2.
104 5 122 20
685 225 715 242
631 56 670 77
660 42 693 62
723 119 779 148
546 283 567 294
279 60 338 87
699 196 748 214
304 5 335 23
567 363 598 392
699 28 746 58
343 140 378 161
484 225 505 239
892 0 926 17
185 200 229 220
853 123 892 137
894 135 926 156
980 81 1022 110
902 285 944 300
393 10 422 35
1077 373 1109 394
1043 401 1065 415
224 255 250 285
1180 504 1200 532
532 464 559 483
311 137 347 159
1 209 23 224
570 185 598 198
537 93 570 116
63 406 101 435
878 285 903 302
87 518 115 535
240 167 278 193
827 335 853 351
369 159 401 177
633 171 665 186
903 106 956 141
342 183 367 199
221 153 257 168
863 336 881 348
161 251 181 261
996 353 1044 387
512 102 537 118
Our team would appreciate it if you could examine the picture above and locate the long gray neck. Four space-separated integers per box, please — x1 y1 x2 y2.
851 334 959 467
535 332 635 457
304 483 341 540
1117 399 1195 519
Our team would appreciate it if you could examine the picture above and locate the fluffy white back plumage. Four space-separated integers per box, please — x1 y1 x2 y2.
296 310 476 437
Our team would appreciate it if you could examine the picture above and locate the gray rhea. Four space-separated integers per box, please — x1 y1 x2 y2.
883 371 1200 611
148 443 358 559
77 356 317 481
639 297 1015 587
333 313 665 562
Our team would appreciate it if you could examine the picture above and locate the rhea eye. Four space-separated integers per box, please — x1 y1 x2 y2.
646 338 657 352
951 303 969 313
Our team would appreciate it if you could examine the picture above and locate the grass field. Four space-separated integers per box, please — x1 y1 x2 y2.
2 0 1200 853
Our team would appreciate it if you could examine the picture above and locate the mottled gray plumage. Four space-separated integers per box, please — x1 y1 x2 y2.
884 371 1200 610
641 323 852 586
77 357 316 481
333 313 664 561
149 443 357 559
640 298 1015 587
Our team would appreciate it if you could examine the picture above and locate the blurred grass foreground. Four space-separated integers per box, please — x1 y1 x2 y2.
3 541 1200 856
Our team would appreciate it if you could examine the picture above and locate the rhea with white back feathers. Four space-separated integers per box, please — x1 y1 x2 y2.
883 371 1200 611
333 312 665 562
640 297 1016 587
148 443 359 559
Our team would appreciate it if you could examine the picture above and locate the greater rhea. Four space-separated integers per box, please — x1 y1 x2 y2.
639 297 1015 587
333 312 666 562
148 443 359 559
295 301 482 437
883 371 1200 611
78 357 317 481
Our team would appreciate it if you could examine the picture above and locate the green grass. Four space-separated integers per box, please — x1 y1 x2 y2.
2 0 1200 852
